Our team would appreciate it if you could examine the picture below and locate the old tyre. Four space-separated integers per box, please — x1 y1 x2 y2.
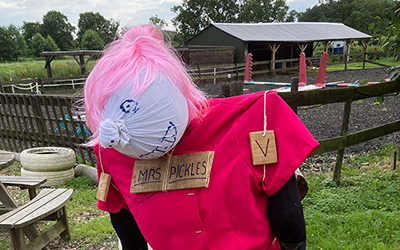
21 167 74 187
20 147 76 172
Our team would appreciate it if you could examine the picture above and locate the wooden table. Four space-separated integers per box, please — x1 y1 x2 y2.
0 176 47 200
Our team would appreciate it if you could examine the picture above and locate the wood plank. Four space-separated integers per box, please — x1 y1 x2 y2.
0 182 18 209
27 220 66 250
0 189 54 225
312 120 400 155
9 228 27 250
5 189 72 228
0 176 46 188
0 189 73 228
279 80 400 107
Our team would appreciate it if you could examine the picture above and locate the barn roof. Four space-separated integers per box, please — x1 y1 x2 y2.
198 22 371 43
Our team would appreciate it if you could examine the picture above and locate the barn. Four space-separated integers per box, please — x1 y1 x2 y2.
184 22 372 69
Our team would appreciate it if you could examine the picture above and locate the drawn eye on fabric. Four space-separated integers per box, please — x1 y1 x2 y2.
139 121 178 159
120 99 140 114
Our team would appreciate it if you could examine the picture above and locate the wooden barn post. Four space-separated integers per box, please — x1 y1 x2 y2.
362 40 369 69
268 43 281 77
344 40 351 70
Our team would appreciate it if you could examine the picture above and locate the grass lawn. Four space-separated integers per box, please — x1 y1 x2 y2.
325 57 397 72
304 144 400 249
0 143 399 249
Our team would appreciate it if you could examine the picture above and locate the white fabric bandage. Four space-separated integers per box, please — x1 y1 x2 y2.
99 73 189 159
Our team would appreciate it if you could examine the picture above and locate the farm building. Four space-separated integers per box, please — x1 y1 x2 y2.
184 22 372 69
175 46 235 66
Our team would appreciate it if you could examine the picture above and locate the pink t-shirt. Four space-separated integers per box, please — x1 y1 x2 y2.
95 91 319 250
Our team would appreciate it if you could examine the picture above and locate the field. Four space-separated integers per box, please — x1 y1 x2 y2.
0 143 399 249
0 57 96 82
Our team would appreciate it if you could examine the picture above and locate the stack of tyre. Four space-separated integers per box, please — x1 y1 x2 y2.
20 147 76 186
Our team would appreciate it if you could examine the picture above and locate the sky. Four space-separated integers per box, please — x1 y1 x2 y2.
0 0 319 31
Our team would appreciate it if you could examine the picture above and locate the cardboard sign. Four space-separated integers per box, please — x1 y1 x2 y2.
96 172 112 201
249 131 278 165
131 151 214 193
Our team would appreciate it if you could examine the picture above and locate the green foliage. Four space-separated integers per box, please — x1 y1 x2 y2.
149 15 168 29
30 33 59 57
171 0 292 41
371 2 400 80
237 0 289 23
299 0 396 35
21 21 41 47
0 24 27 61
77 12 119 47
81 30 104 50
40 10 75 51
172 0 239 40
373 6 400 60
304 144 400 249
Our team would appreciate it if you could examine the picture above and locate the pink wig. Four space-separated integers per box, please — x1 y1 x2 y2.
84 24 208 146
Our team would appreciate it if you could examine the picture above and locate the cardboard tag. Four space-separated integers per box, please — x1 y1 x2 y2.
131 157 167 193
131 151 214 193
96 172 112 201
249 131 278 165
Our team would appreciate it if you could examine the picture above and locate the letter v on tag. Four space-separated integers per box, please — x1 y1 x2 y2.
249 131 277 165
249 91 278 166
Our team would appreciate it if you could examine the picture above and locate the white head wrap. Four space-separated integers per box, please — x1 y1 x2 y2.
99 73 189 159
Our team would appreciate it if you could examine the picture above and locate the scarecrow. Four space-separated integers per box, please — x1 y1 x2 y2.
83 25 319 250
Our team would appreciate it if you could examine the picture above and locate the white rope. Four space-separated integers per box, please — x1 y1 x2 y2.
262 90 269 182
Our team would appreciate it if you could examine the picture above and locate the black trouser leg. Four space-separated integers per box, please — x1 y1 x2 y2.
110 208 148 250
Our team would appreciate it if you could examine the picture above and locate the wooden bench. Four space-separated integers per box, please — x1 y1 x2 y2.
0 188 73 250
0 176 47 200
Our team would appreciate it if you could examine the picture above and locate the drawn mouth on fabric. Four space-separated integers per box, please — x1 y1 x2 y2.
139 121 178 159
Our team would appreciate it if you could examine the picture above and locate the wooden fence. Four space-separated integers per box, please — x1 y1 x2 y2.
0 80 398 184
189 52 387 83
0 94 95 165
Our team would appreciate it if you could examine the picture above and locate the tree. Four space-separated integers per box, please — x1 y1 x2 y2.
171 0 294 41
298 0 396 35
172 0 239 40
80 29 104 50
0 25 27 61
77 12 119 46
40 10 75 51
149 15 168 29
30 33 59 57
22 21 41 45
238 0 290 23
371 2 400 79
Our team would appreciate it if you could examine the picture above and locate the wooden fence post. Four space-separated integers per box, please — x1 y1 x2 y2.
39 78 44 94
333 101 352 185
290 77 299 114
393 150 397 171
230 82 243 96
0 80 4 93
197 66 201 84
235 63 239 81
222 83 230 97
